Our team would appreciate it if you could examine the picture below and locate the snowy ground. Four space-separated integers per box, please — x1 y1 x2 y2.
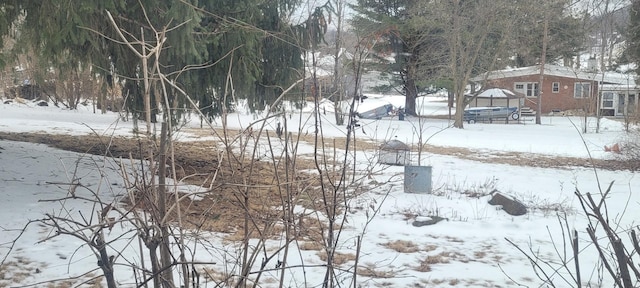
0 96 638 287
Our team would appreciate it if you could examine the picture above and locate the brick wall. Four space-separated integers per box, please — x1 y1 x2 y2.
487 75 598 114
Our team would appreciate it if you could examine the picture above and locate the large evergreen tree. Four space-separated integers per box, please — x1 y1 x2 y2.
0 0 312 121
351 0 434 116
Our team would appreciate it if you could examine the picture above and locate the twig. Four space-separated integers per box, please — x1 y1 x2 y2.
505 237 557 287
586 226 623 287
0 220 40 265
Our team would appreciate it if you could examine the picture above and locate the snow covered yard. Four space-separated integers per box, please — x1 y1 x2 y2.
0 97 638 287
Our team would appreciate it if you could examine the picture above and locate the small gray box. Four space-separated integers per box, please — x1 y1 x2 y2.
404 165 432 194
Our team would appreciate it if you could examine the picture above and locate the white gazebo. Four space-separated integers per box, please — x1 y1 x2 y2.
468 88 525 109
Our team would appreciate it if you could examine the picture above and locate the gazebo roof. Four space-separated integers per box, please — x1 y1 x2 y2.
477 88 523 99
380 139 410 151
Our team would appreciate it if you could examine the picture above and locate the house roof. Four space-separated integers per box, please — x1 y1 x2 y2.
599 72 637 91
470 64 626 85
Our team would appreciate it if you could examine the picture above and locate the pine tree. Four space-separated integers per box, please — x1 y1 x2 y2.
629 0 640 76
351 0 430 116
0 0 313 121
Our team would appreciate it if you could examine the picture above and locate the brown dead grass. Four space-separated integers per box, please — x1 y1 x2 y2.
45 280 76 288
382 240 420 253
298 241 324 251
356 263 397 278
474 251 487 259
0 131 351 240
424 244 438 252
200 267 238 287
0 130 376 257
414 260 432 272
316 251 357 266
0 258 94 287
0 259 32 284
415 251 470 273
424 253 450 265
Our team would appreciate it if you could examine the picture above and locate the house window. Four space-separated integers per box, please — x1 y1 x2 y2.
574 82 591 98
514 82 539 97
552 82 560 93
602 92 614 108
526 83 539 97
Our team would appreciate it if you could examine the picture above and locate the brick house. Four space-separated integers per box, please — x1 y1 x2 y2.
470 64 614 114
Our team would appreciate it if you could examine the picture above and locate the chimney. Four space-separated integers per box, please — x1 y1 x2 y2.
587 55 597 72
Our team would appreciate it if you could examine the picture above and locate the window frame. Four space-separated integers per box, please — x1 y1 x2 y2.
515 82 539 97
552 82 560 93
574 82 591 98
526 83 539 97
602 91 614 108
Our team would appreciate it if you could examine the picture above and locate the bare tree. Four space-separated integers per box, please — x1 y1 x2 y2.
413 0 515 128
332 0 347 126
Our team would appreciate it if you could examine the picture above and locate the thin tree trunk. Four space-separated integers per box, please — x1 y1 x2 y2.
333 0 345 126
96 231 117 288
158 122 174 288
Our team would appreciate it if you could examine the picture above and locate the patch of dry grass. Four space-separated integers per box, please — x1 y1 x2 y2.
0 259 33 284
45 280 75 288
415 251 470 273
316 251 357 266
200 267 237 286
423 244 438 252
424 253 450 265
414 260 432 272
0 257 95 287
382 240 420 253
356 263 397 278
298 241 323 251
474 251 487 259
